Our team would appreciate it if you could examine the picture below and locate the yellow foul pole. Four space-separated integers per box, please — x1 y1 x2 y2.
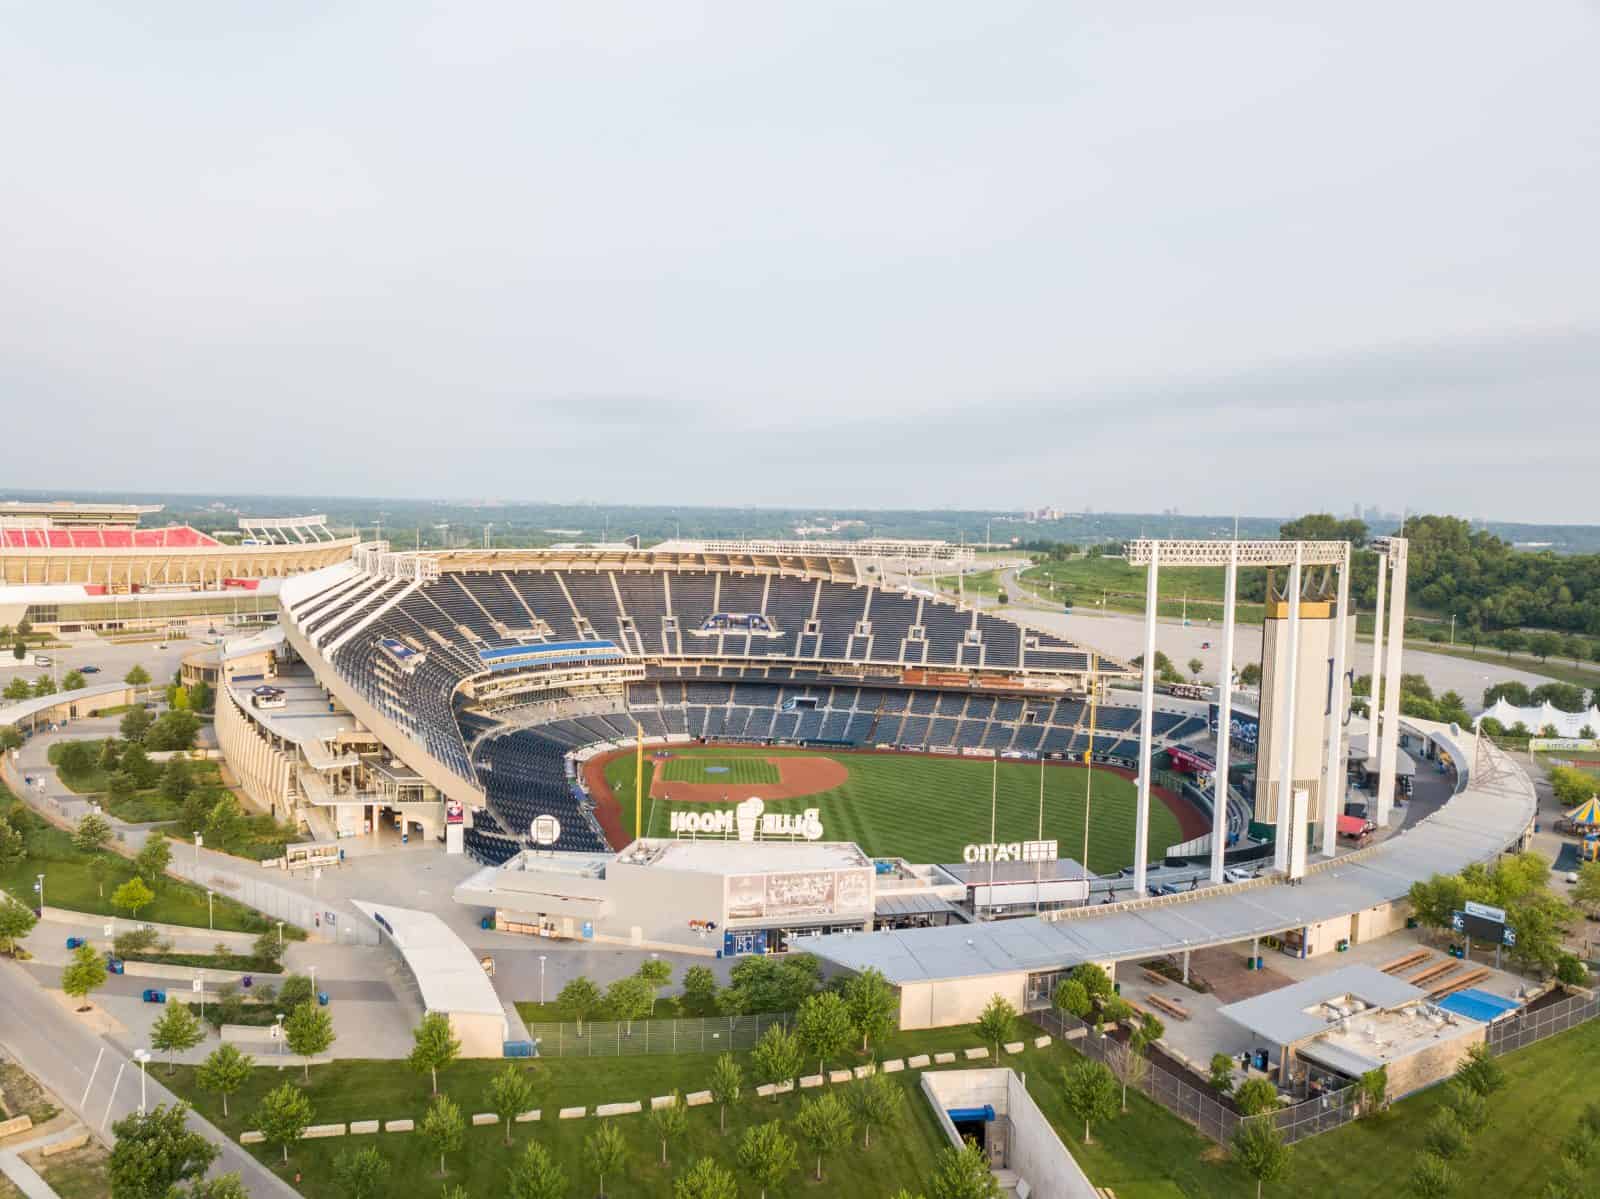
1082 656 1099 873
634 720 644 842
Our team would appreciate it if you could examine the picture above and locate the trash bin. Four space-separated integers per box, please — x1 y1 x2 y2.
317 991 330 1006
480 916 494 931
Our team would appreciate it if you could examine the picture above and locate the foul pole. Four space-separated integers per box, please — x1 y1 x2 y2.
634 720 644 841
1081 659 1099 875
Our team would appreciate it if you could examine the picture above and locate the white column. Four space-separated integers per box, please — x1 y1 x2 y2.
1376 541 1408 826
1368 554 1388 761
1273 545 1304 874
1133 543 1159 896
1321 549 1351 859
1210 543 1238 885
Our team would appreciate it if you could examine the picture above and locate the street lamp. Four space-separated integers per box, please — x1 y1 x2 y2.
275 1014 285 1067
309 965 317 1000
134 1049 150 1115
193 832 202 875
276 921 283 949
538 955 547 1005
35 874 44 913
206 891 213 931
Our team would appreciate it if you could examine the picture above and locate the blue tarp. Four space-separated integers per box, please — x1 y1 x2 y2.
946 1106 996 1123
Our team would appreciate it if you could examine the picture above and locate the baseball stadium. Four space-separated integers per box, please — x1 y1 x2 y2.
259 540 1227 888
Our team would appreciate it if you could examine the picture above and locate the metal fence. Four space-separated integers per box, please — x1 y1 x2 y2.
1030 1008 1359 1146
1486 990 1600 1055
525 1012 792 1058
166 854 379 946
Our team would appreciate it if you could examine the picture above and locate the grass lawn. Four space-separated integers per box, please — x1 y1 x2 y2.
659 756 781 786
46 739 226 824
161 813 297 863
605 747 1175 875
1021 558 1273 625
166 1026 996 1199
34 1144 110 1199
934 569 1004 596
0 798 283 935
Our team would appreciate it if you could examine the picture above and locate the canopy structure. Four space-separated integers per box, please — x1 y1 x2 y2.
1566 797 1600 827
1476 698 1600 739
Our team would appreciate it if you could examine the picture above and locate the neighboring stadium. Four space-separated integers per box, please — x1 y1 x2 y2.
260 541 1220 879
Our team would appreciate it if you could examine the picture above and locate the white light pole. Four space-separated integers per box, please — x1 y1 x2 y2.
1211 540 1238 886
193 832 202 875
134 1049 150 1115
275 1013 285 1067
277 921 283 949
538 956 547 1005
35 874 44 912
309 965 317 999
206 891 213 931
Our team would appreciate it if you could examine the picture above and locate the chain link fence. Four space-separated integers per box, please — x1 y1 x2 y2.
1030 1007 1359 1146
1486 990 1600 1055
166 854 378 945
525 1012 792 1058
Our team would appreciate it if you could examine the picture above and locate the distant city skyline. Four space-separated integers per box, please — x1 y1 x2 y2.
2 5 1595 521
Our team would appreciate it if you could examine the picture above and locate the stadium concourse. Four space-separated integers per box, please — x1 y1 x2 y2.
261 542 1224 873
807 718 1539 1029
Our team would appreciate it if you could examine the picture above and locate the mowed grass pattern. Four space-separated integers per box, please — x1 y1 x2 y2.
658 756 781 786
607 747 1179 874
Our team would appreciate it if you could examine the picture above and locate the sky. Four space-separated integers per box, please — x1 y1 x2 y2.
2 3 1597 521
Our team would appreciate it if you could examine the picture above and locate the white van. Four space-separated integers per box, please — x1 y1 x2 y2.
32 654 51 667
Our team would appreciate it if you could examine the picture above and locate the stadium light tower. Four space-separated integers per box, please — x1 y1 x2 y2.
1126 537 1357 890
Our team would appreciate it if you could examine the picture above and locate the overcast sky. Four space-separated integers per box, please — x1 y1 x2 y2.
3 4 1596 520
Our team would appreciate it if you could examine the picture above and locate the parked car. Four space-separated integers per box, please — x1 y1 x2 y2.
65 936 85 949
141 989 167 1004
105 957 125 975
1224 867 1257 884
79 664 101 674
32 655 50 667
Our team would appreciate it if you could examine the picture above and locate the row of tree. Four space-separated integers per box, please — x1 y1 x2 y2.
1407 852 1586 979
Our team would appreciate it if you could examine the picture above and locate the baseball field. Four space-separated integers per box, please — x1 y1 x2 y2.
595 745 1194 875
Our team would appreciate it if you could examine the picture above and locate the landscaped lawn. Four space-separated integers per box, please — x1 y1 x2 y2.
0 795 285 935
46 739 226 824
606 747 1175 876
166 1026 996 1199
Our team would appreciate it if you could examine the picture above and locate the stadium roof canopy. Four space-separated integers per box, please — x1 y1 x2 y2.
350 900 504 1019
809 719 1534 986
0 680 134 728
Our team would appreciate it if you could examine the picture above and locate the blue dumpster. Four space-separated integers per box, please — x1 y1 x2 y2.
105 957 125 975
65 936 85 949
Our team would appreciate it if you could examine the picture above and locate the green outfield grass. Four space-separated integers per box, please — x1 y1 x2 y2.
658 756 780 786
606 746 1179 874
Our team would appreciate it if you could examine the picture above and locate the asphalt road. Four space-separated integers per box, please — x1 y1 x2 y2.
0 957 297 1198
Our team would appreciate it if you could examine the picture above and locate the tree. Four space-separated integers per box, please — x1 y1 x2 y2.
134 836 172 889
1529 632 1561 662
673 1158 738 1199
927 1140 1002 1199
649 1091 688 1166
0 900 37 956
737 1120 799 1199
73 812 112 853
277 973 315 1009
125 664 152 687
1409 1151 1456 1199
486 1063 535 1146
183 1175 248 1199
605 975 653 1035
1062 1059 1119 1143
1188 657 1204 679
332 1145 391 1199
113 876 156 920
507 1142 567 1199
583 1121 626 1198
197 1044 253 1118
681 964 716 1011
107 770 137 807
31 675 56 698
1443 1082 1486 1129
708 1052 742 1134
87 850 113 900
794 1090 852 1182
1357 1066 1388 1117
56 740 94 779
557 976 603 1035
160 757 192 805
0 820 22 877
254 1081 314 1164
284 1001 336 1080
795 990 853 1075
1234 1077 1280 1116
848 1071 905 1149
2 676 28 699
108 1103 219 1199
1116 1012 1163 1111
1556 953 1588 986
190 680 214 713
1231 1120 1291 1198
204 794 245 848
1424 1108 1470 1159
1053 978 1091 1022
120 705 154 743
751 1022 802 1098
1208 1053 1236 1096
62 941 107 1010
843 966 897 1053
976 994 1018 1061
420 1094 465 1177
408 1010 461 1094
150 1001 204 1073
62 670 86 691
637 956 673 1013
252 927 286 968
1454 1042 1506 1097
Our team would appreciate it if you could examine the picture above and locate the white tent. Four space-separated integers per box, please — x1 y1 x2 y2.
1474 698 1600 738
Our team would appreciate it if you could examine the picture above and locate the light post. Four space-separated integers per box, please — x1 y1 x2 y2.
206 891 213 931
134 1049 150 1115
538 956 547 1005
35 874 44 913
193 832 202 875
198 971 205 1025
275 1013 285 1067
277 921 283 950
309 965 317 1001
